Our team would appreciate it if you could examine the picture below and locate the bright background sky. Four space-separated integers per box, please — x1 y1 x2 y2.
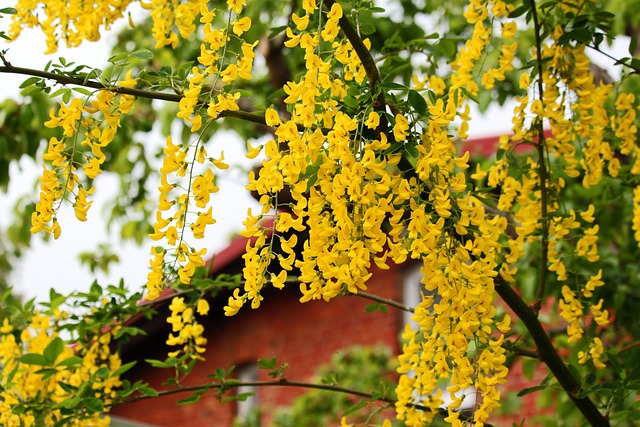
0 5 628 303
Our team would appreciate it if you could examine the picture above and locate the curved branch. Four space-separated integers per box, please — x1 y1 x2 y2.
118 378 488 424
495 278 609 426
323 0 399 116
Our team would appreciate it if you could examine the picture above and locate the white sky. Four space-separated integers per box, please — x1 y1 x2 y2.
0 6 629 302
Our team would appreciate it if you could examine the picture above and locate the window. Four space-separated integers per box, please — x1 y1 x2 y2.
402 263 476 412
236 362 258 420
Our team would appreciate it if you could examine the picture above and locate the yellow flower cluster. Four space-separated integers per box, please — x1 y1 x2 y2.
32 73 137 239
146 0 206 48
10 0 134 53
481 22 628 376
145 1 260 299
146 136 217 299
221 3 512 424
482 20 518 89
0 313 122 426
166 296 209 360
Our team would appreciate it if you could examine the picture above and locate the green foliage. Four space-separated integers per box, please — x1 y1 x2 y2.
272 346 398 427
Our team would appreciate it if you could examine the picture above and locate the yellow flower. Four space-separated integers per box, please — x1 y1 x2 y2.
393 114 409 141
232 17 251 36
364 111 380 129
291 13 309 31
227 0 247 14
197 299 210 316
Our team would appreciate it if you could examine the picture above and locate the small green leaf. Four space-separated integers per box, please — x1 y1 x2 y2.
258 357 277 370
19 353 49 366
365 303 379 312
112 360 137 377
138 385 159 396
54 395 81 409
72 87 93 96
408 90 427 116
57 355 83 368
19 77 41 89
83 397 104 413
44 336 64 364
108 52 129 64
177 394 201 405
343 399 368 416
131 49 154 60
0 7 18 14
35 368 59 380
509 5 529 18
94 366 110 379
379 82 407 90
517 385 548 396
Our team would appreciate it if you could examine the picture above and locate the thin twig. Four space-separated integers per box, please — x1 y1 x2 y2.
0 51 11 67
117 377 489 424
351 290 415 313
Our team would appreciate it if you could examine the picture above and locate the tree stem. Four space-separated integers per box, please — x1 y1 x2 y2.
323 0 399 116
496 278 609 426
530 0 550 314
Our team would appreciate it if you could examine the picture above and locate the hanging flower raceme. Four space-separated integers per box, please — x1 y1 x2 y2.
10 0 135 53
31 72 138 239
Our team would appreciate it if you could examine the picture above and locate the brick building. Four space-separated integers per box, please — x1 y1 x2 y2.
110 134 551 426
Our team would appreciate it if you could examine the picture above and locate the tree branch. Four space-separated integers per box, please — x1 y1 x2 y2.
351 290 415 313
118 377 489 424
323 0 399 116
529 0 550 314
495 278 609 426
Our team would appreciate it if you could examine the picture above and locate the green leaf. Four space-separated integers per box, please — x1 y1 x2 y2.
19 77 42 89
509 5 529 18
343 399 368 416
19 353 49 366
0 7 18 14
35 368 59 380
138 385 158 397
258 357 277 370
83 397 104 413
408 90 427 116
177 394 201 405
54 396 81 409
108 52 129 64
517 384 548 396
365 303 380 312
57 356 83 368
72 87 93 96
112 360 137 377
379 82 407 90
131 49 154 60
44 336 64 364
94 366 110 379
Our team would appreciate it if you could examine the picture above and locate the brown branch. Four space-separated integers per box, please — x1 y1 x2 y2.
530 0 549 315
351 290 415 313
121 379 395 406
617 340 640 355
118 377 489 424
323 0 399 116
495 277 609 426
0 51 11 67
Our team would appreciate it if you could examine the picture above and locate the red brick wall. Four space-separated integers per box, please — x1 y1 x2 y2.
111 265 403 426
